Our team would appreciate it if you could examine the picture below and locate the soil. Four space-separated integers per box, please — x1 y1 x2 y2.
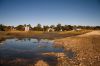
54 31 100 66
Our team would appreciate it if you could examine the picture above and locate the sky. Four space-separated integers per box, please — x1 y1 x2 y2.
0 0 100 26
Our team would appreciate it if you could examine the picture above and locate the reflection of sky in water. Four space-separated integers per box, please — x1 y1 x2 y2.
0 38 62 52
0 38 76 66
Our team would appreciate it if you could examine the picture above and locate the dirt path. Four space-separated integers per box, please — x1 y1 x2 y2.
78 30 100 37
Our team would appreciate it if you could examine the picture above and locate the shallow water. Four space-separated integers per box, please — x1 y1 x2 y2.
0 38 76 66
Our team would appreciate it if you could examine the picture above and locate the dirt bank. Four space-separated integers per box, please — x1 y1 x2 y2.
54 31 100 66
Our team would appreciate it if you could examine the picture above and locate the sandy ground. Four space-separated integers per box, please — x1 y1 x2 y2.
54 30 100 66
78 30 100 37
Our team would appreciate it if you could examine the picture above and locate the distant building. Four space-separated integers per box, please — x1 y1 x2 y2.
25 25 29 31
60 29 63 31
76 28 81 30
73 28 81 31
47 28 55 32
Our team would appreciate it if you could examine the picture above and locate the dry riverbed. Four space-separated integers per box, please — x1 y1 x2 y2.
54 31 100 66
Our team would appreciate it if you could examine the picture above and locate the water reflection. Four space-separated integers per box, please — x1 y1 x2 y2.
0 38 6 44
0 38 76 66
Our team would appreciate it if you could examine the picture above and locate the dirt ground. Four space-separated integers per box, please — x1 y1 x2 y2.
78 30 100 37
54 31 100 66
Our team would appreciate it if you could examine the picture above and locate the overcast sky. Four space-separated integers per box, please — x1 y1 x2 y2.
0 0 100 26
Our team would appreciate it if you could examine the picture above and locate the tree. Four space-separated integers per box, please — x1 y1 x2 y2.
94 26 100 30
33 24 42 31
27 24 32 30
55 24 62 31
16 25 24 31
4 26 13 31
43 25 49 31
67 25 73 30
50 25 55 28
62 25 73 31
0 24 6 31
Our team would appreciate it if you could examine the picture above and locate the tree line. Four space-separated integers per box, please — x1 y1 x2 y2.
0 24 100 31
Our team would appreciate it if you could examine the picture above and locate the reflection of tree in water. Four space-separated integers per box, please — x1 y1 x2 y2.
37 38 41 43
35 60 49 66
37 39 50 48
23 38 31 41
0 38 6 44
17 38 24 41
16 38 31 41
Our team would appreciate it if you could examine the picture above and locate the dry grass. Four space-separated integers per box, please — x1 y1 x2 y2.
54 35 100 66
58 30 91 34
0 30 99 66
0 30 91 39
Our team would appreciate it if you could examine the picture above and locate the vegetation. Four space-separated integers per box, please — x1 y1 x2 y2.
0 23 95 40
0 30 91 41
54 32 100 66
0 23 100 66
0 24 100 31
0 24 6 31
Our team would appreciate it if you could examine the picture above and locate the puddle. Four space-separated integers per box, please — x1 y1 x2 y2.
0 38 76 66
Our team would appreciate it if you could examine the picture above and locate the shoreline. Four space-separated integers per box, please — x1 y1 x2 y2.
54 31 100 66
0 30 91 40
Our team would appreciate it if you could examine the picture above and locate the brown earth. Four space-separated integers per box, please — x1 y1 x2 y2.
54 31 100 66
78 30 100 37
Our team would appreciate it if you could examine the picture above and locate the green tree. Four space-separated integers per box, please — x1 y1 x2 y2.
50 25 55 28
67 25 73 30
94 26 100 30
55 24 62 31
62 25 73 31
43 25 49 31
16 25 24 31
4 26 12 31
0 24 6 31
27 24 32 30
33 24 42 31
